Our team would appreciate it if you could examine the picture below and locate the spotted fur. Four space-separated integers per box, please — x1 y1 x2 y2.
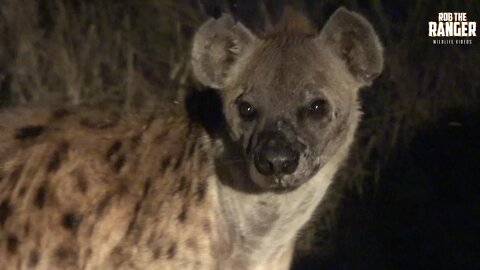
0 107 217 270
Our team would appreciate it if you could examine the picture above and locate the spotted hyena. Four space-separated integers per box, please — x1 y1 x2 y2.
0 7 383 270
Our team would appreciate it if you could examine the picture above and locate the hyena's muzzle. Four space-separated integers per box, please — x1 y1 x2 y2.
252 119 305 178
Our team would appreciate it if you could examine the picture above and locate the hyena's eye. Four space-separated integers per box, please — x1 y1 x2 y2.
307 98 329 118
238 101 257 121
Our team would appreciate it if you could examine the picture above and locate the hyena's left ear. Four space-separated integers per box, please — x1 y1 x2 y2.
191 15 257 88
317 7 384 87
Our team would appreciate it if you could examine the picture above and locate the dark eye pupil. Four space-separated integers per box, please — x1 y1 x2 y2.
309 99 328 115
238 102 256 120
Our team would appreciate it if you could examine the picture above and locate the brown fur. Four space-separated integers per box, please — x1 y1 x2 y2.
0 106 218 269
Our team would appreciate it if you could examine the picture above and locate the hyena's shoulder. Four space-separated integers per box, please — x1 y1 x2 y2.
0 105 217 269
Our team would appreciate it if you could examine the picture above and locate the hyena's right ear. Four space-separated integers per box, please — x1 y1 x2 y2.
191 15 257 88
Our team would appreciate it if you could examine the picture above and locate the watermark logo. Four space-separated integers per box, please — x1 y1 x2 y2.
429 12 476 44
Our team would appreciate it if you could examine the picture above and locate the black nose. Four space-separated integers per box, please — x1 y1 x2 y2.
254 134 300 176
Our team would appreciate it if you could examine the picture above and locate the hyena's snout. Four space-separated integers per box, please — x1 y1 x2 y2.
253 130 301 176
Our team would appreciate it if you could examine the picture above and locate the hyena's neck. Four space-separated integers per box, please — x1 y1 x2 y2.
211 146 345 268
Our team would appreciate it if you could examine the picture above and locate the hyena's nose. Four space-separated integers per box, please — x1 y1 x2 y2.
254 133 300 176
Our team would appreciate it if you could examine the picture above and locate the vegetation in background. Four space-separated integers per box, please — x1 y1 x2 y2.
0 0 203 110
1 0 479 267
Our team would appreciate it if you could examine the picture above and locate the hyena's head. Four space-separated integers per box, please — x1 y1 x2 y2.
191 7 383 189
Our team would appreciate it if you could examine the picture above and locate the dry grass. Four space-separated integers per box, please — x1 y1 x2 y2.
0 0 203 110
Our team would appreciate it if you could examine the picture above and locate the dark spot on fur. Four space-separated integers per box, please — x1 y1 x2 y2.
188 141 197 157
173 157 183 171
167 243 176 259
113 154 126 173
312 163 320 173
175 176 187 194
51 108 71 119
85 248 92 259
54 246 77 266
126 180 150 236
178 204 188 223
199 148 209 166
28 250 40 267
47 152 61 173
110 246 125 266
173 145 187 171
18 186 27 198
0 200 12 227
142 179 151 197
14 125 45 140
196 181 208 202
106 140 122 161
96 194 111 216
160 157 171 174
6 234 19 254
62 212 83 232
24 223 30 235
34 185 47 209
73 169 88 194
47 142 69 173
153 247 162 259
130 135 141 149
9 165 24 185
126 201 141 236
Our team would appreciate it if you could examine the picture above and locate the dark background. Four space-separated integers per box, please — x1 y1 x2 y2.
1 1 479 269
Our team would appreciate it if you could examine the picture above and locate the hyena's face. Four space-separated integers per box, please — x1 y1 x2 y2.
192 8 383 189
221 40 357 189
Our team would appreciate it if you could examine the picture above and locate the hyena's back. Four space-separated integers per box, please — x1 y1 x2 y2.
0 106 217 270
